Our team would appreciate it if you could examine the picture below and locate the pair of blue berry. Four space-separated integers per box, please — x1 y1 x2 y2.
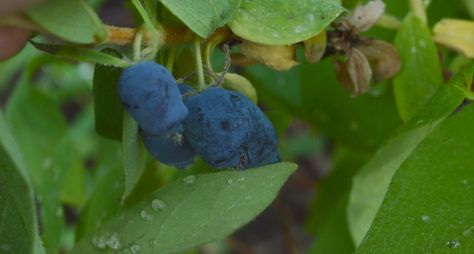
118 62 280 170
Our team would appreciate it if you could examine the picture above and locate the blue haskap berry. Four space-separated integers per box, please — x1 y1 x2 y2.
183 87 253 169
245 102 281 168
118 62 187 136
141 131 196 169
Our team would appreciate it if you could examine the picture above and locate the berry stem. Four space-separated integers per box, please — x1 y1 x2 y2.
131 0 160 60
166 47 176 72
194 38 206 91
409 0 427 24
133 30 143 62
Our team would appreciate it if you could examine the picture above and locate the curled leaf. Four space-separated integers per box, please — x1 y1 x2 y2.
303 31 327 63
349 0 385 33
433 19 474 58
239 40 299 71
356 39 401 83
220 73 258 104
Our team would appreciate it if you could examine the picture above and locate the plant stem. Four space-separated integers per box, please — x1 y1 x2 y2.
195 38 206 91
376 14 401 30
410 0 427 24
166 47 176 72
131 0 159 60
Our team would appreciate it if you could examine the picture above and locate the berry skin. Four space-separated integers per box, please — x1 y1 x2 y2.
183 87 253 169
118 62 187 136
141 131 196 169
140 83 197 169
245 101 281 168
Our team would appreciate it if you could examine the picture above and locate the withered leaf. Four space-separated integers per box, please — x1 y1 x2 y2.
349 0 385 33
356 39 401 83
338 48 372 97
304 31 327 63
239 40 299 71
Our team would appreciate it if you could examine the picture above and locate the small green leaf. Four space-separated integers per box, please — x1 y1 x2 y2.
71 162 297 254
228 0 344 45
93 64 124 140
357 97 474 253
160 0 241 38
393 14 444 122
348 65 473 246
27 0 107 43
0 112 38 254
121 113 148 203
30 42 129 67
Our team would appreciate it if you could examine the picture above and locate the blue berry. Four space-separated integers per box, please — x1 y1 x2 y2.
118 62 187 136
183 87 253 168
141 131 196 169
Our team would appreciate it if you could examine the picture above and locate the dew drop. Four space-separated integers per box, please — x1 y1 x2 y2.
131 244 141 253
421 215 431 222
91 235 107 249
140 210 152 221
411 46 417 54
183 175 196 185
152 199 166 211
447 240 461 249
106 233 121 250
238 177 245 182
227 179 234 184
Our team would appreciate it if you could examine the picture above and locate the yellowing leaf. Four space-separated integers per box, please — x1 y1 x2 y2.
433 19 474 58
304 31 327 63
240 40 299 71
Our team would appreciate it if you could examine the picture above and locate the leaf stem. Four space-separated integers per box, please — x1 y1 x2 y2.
131 0 160 60
195 38 206 91
409 0 427 24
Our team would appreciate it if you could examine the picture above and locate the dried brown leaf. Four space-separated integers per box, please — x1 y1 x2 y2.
348 48 372 96
349 0 385 33
356 39 401 83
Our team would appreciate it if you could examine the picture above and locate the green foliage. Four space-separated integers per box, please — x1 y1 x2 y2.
27 0 107 44
71 163 296 253
229 0 344 45
393 14 443 122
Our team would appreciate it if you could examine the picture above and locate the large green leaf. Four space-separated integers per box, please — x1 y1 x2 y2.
228 0 344 45
121 113 148 202
348 65 473 246
27 0 107 43
93 64 124 141
393 14 444 122
71 162 296 253
159 0 241 38
6 80 70 254
357 96 474 253
0 113 42 254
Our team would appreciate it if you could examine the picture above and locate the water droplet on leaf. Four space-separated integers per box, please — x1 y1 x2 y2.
152 199 166 211
183 175 196 185
227 179 233 184
140 210 152 221
131 244 141 253
447 240 461 249
421 215 431 222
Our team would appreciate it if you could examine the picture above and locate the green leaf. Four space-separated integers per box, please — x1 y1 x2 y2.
356 96 474 253
71 162 297 253
465 0 474 18
393 14 444 122
5 80 69 254
247 59 401 152
27 0 107 43
228 0 344 45
347 65 473 246
121 113 148 203
159 0 241 38
93 64 124 140
0 112 39 254
30 42 129 67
